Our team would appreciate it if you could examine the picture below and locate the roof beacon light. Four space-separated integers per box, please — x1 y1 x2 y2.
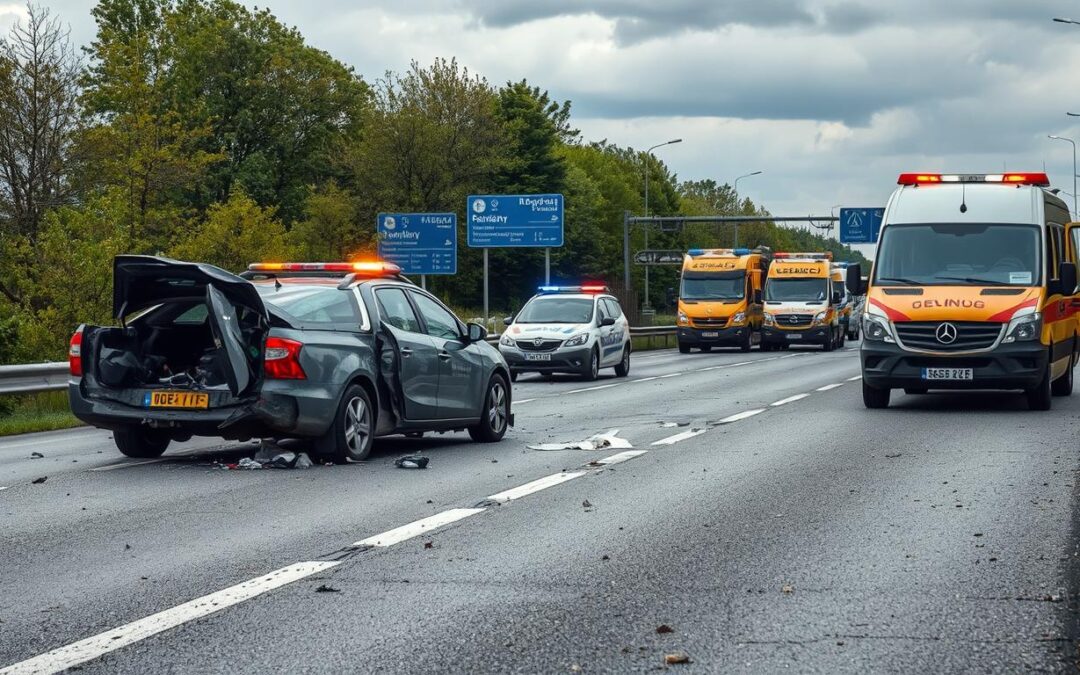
538 285 611 294
774 252 833 261
687 249 705 257
247 261 402 276
898 172 1050 187
733 248 751 256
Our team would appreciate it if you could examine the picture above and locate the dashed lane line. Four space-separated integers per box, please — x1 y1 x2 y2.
816 383 845 392
565 383 622 394
589 450 648 465
718 409 767 424
487 471 587 503
847 375 862 382
631 376 660 383
91 459 168 472
515 398 536 404
353 508 486 547
770 393 810 407
651 428 708 446
658 373 680 379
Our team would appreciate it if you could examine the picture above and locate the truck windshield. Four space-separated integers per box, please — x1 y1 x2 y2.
680 272 744 300
765 278 828 302
516 297 594 323
874 223 1041 286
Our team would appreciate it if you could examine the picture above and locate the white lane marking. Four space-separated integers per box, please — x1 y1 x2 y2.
353 508 485 547
515 398 536 404
651 428 708 446
0 561 340 675
0 436 98 451
590 450 648 466
632 376 660 383
91 459 168 472
771 393 810 407
565 383 621 394
730 361 753 367
847 375 862 382
0 487 8 492
487 472 585 503
816 383 845 392
658 373 680 379
718 409 767 424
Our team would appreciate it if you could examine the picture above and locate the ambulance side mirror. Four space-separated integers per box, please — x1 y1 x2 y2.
665 287 676 306
846 264 865 296
1060 262 1077 296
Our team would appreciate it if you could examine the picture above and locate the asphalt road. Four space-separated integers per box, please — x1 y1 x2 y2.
2 342 1079 673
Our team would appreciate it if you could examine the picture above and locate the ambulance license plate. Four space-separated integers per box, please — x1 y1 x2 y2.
145 391 209 409
701 332 719 338
786 333 802 340
921 368 973 381
524 353 551 362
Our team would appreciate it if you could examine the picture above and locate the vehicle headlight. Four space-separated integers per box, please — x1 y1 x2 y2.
862 314 894 342
564 333 589 348
499 333 515 347
1003 312 1041 343
813 311 828 325
763 313 775 326
677 311 689 326
731 312 747 326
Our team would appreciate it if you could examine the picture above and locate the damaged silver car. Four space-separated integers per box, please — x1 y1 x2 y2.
68 257 513 461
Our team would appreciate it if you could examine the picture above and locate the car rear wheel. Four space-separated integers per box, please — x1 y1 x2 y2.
317 385 374 462
113 427 171 458
469 374 509 443
614 344 631 377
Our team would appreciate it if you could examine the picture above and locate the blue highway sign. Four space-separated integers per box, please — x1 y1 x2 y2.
466 194 564 248
377 213 457 275
839 208 884 244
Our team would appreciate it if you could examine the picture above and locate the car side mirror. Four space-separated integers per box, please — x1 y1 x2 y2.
665 287 676 305
600 317 616 327
503 316 514 326
1061 262 1077 295
466 322 487 342
846 264 865 295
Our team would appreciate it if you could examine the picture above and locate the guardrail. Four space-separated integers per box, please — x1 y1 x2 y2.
1 326 678 397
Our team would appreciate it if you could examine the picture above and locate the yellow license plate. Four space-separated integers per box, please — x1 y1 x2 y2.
146 391 209 409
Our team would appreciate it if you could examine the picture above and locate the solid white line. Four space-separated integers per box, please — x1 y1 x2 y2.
771 393 810 407
658 373 680 379
353 508 485 547
0 561 340 675
718 409 767 424
847 375 862 382
816 383 845 392
565 383 621 394
487 472 585 503
515 398 536 404
91 459 167 472
631 376 660 383
730 361 753 367
651 428 708 445
590 450 648 466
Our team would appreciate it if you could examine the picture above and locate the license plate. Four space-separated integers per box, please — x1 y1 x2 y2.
921 368 973 381
785 333 802 340
701 332 719 338
145 391 209 409
524 353 552 362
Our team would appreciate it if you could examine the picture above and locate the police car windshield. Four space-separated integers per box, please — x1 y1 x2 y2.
765 279 827 302
681 272 744 300
517 297 594 323
874 223 1041 286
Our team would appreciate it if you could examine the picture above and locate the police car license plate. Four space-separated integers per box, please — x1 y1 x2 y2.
921 368 973 381
524 353 551 362
702 332 719 338
145 391 209 409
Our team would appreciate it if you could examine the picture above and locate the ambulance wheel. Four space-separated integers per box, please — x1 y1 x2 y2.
678 342 691 354
1052 353 1074 397
614 344 631 377
1026 357 1053 411
739 330 752 353
760 342 772 352
700 345 712 353
581 347 600 381
114 426 170 458
862 382 890 409
823 336 834 352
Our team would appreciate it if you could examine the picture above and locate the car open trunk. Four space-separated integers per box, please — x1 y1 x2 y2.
80 256 269 405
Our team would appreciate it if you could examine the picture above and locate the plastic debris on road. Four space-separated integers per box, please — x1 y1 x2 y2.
527 429 632 451
219 443 315 471
237 457 263 470
395 455 430 469
665 652 692 665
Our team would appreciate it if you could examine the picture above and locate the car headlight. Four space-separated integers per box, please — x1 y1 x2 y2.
813 311 828 325
763 313 775 326
862 314 894 342
677 311 689 326
499 333 515 347
1003 311 1041 343
564 333 589 348
731 312 746 326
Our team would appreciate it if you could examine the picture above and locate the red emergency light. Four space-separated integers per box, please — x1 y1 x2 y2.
898 173 1050 187
248 261 402 276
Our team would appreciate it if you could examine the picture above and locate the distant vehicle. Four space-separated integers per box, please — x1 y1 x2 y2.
672 247 771 353
760 252 844 351
499 285 630 381
69 258 512 460
831 263 853 345
850 172 1078 410
847 292 865 341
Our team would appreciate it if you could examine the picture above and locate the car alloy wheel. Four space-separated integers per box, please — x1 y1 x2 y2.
344 395 371 456
488 380 507 434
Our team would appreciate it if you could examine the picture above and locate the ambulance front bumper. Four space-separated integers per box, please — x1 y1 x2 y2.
860 340 1048 390
761 327 830 345
677 326 748 346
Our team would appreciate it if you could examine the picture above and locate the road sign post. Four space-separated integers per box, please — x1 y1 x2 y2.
377 213 457 276
839 208 884 244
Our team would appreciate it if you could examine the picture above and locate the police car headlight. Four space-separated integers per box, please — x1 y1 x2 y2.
564 333 589 348
763 313 775 326
677 311 689 326
499 333 515 347
1003 312 1041 343
731 312 747 326
862 314 894 343
813 311 828 325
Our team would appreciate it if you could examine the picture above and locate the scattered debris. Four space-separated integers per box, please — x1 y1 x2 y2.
31 476 47 484
30 452 44 459
601 555 610 561
885 453 902 458
220 448 315 471
315 585 340 593
293 453 314 470
125 544 131 550
395 455 430 469
582 499 593 508
656 625 674 634
781 584 795 594
973 533 984 537
664 652 692 665
527 429 632 452
426 499 434 504
237 457 264 470
424 541 434 549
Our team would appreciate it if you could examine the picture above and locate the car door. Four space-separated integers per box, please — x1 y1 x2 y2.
601 298 627 364
596 298 619 365
373 286 439 420
409 290 485 420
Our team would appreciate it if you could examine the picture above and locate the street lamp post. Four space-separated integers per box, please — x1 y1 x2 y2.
1048 135 1078 217
732 171 763 247
642 138 682 309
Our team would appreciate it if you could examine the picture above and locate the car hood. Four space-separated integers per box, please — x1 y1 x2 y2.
867 286 1040 323
113 255 266 318
506 323 590 340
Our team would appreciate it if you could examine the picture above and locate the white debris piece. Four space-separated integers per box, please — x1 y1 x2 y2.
527 429 633 451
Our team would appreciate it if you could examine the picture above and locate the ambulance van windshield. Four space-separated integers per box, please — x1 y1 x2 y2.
765 278 828 302
516 296 594 323
874 223 1041 287
680 272 744 301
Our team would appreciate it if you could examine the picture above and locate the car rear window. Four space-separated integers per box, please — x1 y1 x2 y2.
258 286 359 325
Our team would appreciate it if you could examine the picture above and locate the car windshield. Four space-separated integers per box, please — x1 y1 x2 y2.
680 272 744 300
765 278 828 302
874 223 1041 286
257 285 358 324
516 297 594 323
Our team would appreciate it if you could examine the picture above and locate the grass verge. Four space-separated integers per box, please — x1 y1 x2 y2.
0 390 82 437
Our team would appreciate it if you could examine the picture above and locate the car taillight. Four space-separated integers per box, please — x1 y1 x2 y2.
264 337 306 379
69 325 84 377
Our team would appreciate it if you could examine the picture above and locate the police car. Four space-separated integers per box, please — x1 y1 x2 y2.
499 285 631 381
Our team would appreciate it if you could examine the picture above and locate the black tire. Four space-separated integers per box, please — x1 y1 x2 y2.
509 371 518 382
904 388 928 395
863 381 890 408
760 342 772 352
1052 354 1074 397
739 330 752 353
678 341 691 354
823 335 834 352
469 374 509 443
113 426 170 458
317 384 375 462
581 347 600 380
614 343 631 377
1028 355 1053 410
700 345 712 353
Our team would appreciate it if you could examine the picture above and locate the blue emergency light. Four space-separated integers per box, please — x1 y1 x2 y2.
687 249 705 257
733 248 751 256
538 285 609 294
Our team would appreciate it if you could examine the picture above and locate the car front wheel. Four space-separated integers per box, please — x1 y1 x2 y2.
581 347 600 381
469 374 509 442
317 385 375 462
614 344 631 377
114 426 170 458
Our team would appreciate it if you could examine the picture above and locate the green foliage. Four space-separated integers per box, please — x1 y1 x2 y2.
289 183 371 261
170 190 291 272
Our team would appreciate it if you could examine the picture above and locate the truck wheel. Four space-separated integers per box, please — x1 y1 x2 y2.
1052 354 1074 397
469 374 509 442
614 344 631 377
862 381 890 409
317 384 375 462
1027 358 1053 410
114 427 170 458
678 341 691 354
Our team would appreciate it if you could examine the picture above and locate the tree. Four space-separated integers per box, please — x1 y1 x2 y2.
170 189 292 272
289 182 371 261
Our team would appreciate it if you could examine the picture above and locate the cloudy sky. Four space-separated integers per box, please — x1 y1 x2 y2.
4 1 1080 250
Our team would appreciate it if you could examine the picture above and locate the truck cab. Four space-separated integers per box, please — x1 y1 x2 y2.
674 247 771 353
761 253 843 351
